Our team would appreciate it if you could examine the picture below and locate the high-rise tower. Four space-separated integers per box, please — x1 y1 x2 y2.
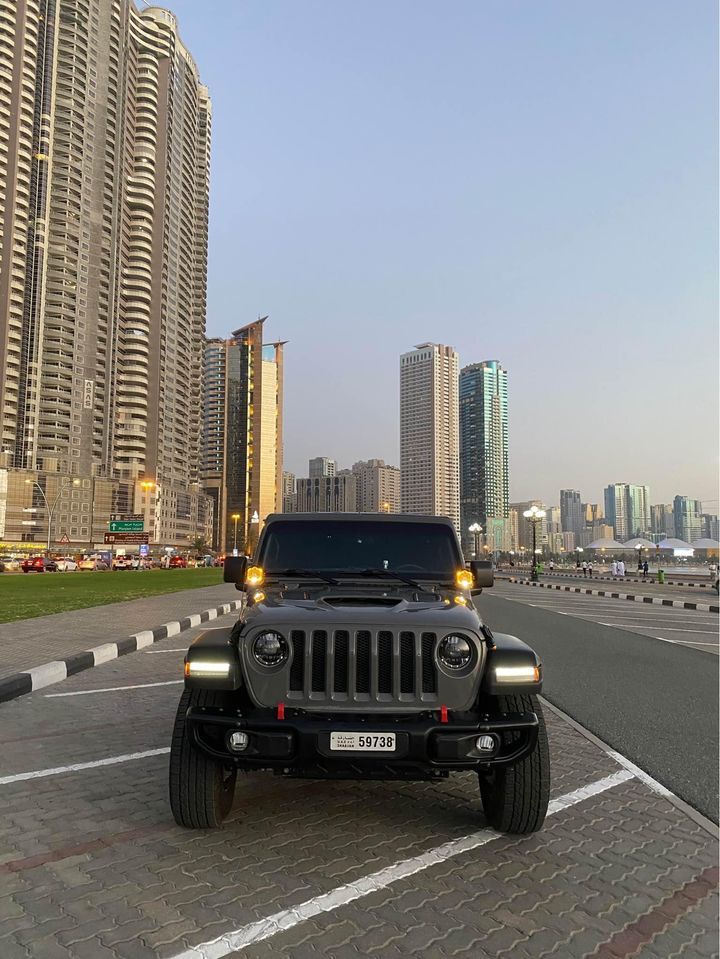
0 2 211 545
459 361 509 550
200 320 285 553
400 343 460 530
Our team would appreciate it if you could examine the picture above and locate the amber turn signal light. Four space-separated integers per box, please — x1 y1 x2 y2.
246 566 264 587
455 569 474 590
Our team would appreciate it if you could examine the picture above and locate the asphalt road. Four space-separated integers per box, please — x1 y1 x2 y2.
0 609 717 958
479 583 719 822
499 573 719 606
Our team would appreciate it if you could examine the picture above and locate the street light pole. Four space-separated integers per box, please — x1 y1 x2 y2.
231 513 241 556
523 506 546 582
468 522 482 559
25 477 80 552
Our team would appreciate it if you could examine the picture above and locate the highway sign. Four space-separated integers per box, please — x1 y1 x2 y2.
104 532 149 545
110 513 144 522
109 520 144 532
58 533 70 544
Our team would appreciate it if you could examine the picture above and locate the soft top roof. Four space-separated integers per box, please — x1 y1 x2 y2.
263 512 456 528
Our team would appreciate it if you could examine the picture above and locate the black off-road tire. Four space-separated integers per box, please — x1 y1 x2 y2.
169 688 237 828
479 694 550 835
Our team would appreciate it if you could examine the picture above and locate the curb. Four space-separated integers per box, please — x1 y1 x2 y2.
538 695 718 839
540 698 718 838
507 571 711 588
0 600 243 705
505 578 719 614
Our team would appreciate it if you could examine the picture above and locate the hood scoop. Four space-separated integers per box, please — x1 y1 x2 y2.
320 595 405 608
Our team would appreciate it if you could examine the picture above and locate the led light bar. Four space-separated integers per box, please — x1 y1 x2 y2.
494 664 540 683
185 660 230 676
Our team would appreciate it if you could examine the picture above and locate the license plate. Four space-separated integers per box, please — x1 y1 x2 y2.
329 732 396 752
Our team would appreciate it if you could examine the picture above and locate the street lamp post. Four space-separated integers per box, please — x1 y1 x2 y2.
231 513 241 557
636 543 643 573
575 546 583 568
468 522 482 559
522 506 546 582
25 477 80 553
140 480 156 549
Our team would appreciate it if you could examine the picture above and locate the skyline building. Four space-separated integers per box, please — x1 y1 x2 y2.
400 343 460 530
673 496 702 543
296 473 357 512
560 490 584 539
0 1 212 547
459 361 509 553
352 459 401 513
309 457 336 478
604 484 651 540
200 319 285 552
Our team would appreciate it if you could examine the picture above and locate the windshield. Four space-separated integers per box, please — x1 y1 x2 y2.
257 520 461 580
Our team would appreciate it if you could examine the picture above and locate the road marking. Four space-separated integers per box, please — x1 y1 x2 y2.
0 747 170 786
654 639 719 647
45 680 184 698
144 648 189 654
170 770 634 959
599 624 717 635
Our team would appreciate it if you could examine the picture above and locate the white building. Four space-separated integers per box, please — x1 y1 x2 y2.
400 343 460 531
352 459 401 513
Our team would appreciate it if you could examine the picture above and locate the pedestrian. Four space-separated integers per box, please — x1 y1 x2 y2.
582 561 588 577
617 559 625 577
611 560 618 577
588 561 593 577
709 562 717 583
643 560 649 576
549 560 554 571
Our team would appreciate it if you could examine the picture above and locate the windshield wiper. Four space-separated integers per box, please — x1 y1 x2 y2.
359 568 427 591
280 568 341 586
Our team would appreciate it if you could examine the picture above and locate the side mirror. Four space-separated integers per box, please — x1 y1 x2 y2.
469 560 493 590
223 555 248 588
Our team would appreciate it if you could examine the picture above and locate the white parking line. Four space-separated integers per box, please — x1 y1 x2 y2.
0 747 170 785
45 680 184 698
170 770 634 959
144 648 190 654
599 624 716 635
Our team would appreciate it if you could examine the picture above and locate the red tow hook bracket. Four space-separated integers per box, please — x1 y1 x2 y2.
277 702 285 720
440 705 449 724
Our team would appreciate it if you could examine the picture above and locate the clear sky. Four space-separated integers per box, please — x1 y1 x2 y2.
160 0 717 509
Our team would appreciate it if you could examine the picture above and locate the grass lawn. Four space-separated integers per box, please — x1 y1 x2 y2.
0 568 224 624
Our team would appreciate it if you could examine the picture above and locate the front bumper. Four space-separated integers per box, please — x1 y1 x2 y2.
186 707 539 777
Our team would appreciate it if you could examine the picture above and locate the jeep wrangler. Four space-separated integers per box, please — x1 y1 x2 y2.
169 513 550 834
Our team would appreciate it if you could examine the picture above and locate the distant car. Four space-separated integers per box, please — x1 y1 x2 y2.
1 555 23 572
55 557 78 572
168 556 187 568
79 556 109 571
21 556 58 573
112 555 140 571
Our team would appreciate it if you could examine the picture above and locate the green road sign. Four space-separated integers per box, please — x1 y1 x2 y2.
109 521 144 532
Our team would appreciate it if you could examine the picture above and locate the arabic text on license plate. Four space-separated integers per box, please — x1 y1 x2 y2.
329 732 396 752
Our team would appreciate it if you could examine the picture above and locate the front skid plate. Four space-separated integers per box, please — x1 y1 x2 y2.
274 764 450 781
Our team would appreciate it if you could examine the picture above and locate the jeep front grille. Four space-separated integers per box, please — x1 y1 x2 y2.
287 629 438 705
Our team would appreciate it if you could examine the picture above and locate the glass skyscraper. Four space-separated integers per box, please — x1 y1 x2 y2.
459 361 509 552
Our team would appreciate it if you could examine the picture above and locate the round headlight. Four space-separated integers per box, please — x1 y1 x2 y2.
438 634 473 670
252 631 288 667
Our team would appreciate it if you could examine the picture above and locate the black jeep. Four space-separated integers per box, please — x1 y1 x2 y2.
169 513 550 834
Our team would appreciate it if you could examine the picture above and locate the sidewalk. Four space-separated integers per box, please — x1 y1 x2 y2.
0 583 238 681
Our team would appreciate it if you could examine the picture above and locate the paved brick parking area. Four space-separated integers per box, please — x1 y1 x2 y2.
0 618 717 959
0 584 235 680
